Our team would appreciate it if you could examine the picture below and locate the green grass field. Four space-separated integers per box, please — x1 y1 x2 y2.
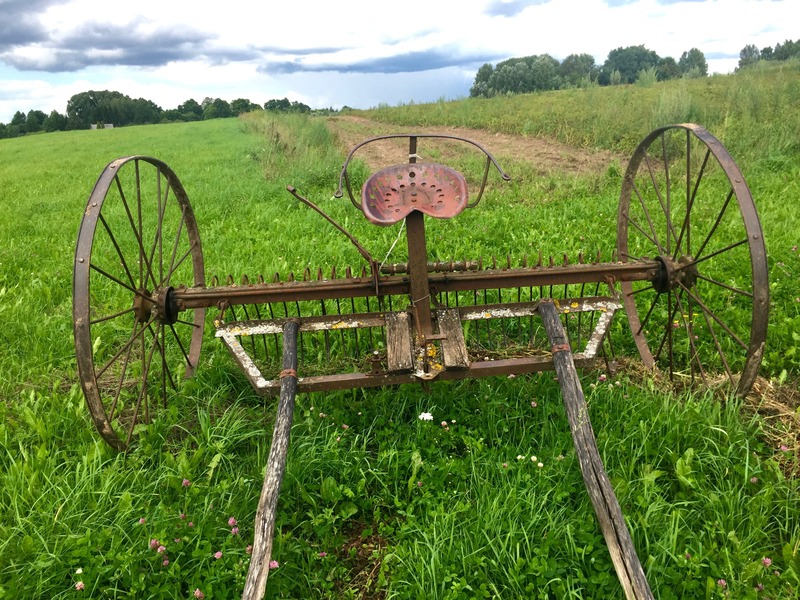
1 67 799 599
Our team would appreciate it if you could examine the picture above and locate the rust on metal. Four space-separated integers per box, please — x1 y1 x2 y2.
361 163 468 225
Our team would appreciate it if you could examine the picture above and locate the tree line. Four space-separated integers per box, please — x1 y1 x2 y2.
0 92 324 139
470 38 800 98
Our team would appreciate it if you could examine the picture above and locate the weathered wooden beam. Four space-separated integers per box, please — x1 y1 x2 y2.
241 321 299 600
539 300 654 600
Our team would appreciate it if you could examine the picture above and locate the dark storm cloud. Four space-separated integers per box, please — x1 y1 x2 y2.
0 0 69 48
259 47 506 75
1 18 262 71
483 0 552 17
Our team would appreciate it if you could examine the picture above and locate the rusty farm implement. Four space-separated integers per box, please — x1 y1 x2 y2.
73 125 768 598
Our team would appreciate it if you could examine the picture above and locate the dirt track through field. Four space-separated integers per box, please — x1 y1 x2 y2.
326 115 622 176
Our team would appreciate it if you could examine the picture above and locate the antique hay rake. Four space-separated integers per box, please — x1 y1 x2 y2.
73 124 768 599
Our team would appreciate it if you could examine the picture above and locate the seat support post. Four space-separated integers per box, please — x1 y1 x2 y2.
405 136 434 337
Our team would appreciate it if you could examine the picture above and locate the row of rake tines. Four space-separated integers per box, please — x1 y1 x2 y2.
212 251 619 375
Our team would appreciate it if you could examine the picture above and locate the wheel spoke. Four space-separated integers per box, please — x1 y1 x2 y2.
98 213 137 290
695 273 754 298
679 238 749 271
674 147 711 260
168 323 195 371
677 282 748 350
89 263 151 301
96 316 155 380
631 181 666 255
635 289 662 336
90 306 136 326
125 325 160 447
108 320 137 422
166 207 187 284
694 189 734 260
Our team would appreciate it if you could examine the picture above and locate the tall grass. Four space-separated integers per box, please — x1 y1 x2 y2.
0 96 798 598
362 60 800 162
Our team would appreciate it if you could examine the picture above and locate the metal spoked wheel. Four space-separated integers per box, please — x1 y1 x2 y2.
73 156 205 451
617 124 769 397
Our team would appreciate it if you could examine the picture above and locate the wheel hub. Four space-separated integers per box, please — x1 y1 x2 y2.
652 255 698 293
133 288 152 323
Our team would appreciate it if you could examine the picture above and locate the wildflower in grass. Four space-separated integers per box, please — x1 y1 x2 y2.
416 481 423 487
336 436 341 442
228 517 237 527
598 373 607 382
780 444 789 452
309 406 314 411
157 545 166 554
319 412 327 418
180 512 186 520
685 552 692 560
75 581 85 591
341 424 349 430
194 589 205 599
318 552 327 557
246 545 253 555
138 517 146 525
531 455 537 462
717 579 727 588
214 551 222 560
162 558 169 566
750 476 758 484
517 455 526 461
755 583 764 591
451 419 456 424
269 560 279 569
531 400 538 408
537 462 544 468
418 412 433 421
557 454 565 461
75 568 83 575
188 522 194 527
502 463 508 468
149 539 160 550
231 527 239 536
507 373 516 379
762 557 772 567
182 478 191 487
174 538 181 543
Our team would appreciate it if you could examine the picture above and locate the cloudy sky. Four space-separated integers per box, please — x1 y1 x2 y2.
0 0 794 123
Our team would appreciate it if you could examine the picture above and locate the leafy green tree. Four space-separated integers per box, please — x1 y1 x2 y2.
559 53 597 87
24 110 47 133
738 44 761 68
231 98 261 115
202 98 233 120
773 39 800 61
10 110 26 133
678 48 708 77
760 46 774 61
178 98 203 118
600 45 660 84
470 63 494 97
658 56 681 81
42 110 67 132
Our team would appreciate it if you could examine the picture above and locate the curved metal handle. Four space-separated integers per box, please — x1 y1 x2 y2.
334 133 511 209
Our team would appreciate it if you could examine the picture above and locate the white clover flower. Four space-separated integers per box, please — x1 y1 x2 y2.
516 455 525 461
418 412 433 421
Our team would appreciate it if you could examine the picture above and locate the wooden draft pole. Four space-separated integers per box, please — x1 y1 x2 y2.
539 300 654 600
242 321 299 600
